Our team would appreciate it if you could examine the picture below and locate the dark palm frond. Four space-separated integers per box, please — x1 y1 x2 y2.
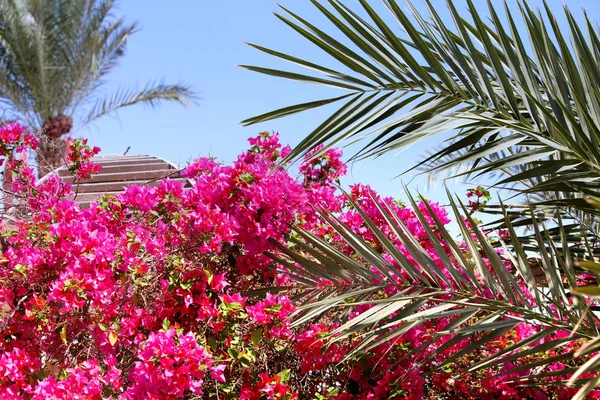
273 189 600 397
245 0 600 395
480 195 600 261
242 0 600 213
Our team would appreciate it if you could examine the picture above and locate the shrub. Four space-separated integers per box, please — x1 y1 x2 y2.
0 126 591 399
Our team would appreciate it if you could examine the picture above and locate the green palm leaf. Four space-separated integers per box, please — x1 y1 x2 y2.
248 1 600 395
243 0 600 214
274 189 600 396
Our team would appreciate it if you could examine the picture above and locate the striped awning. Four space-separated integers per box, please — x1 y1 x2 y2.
55 155 190 209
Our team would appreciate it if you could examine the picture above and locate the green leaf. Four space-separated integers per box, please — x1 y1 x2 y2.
277 369 291 384
60 324 67 345
227 348 239 359
251 329 262 348
108 331 118 347
162 318 171 331
241 93 355 126
239 352 252 368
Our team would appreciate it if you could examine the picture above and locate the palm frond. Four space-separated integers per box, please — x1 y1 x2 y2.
79 81 197 127
274 189 600 395
243 0 600 208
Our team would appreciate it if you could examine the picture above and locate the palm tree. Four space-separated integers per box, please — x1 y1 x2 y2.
0 0 195 177
243 0 600 396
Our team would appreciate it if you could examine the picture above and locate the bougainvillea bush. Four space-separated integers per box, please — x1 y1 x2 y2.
0 123 595 399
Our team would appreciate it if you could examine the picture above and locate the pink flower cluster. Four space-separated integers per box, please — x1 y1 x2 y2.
0 122 38 159
0 127 594 399
123 328 216 398
466 185 491 211
66 138 101 179
299 144 347 184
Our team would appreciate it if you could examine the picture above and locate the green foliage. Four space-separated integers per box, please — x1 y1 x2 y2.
243 0 600 219
246 0 600 397
0 0 196 131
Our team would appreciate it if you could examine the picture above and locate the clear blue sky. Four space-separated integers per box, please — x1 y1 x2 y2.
83 0 599 202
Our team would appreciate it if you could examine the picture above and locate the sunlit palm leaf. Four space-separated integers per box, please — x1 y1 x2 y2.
243 0 600 213
249 0 600 395
275 190 599 396
80 82 195 127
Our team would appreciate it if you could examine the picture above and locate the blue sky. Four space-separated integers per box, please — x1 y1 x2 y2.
84 0 599 202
